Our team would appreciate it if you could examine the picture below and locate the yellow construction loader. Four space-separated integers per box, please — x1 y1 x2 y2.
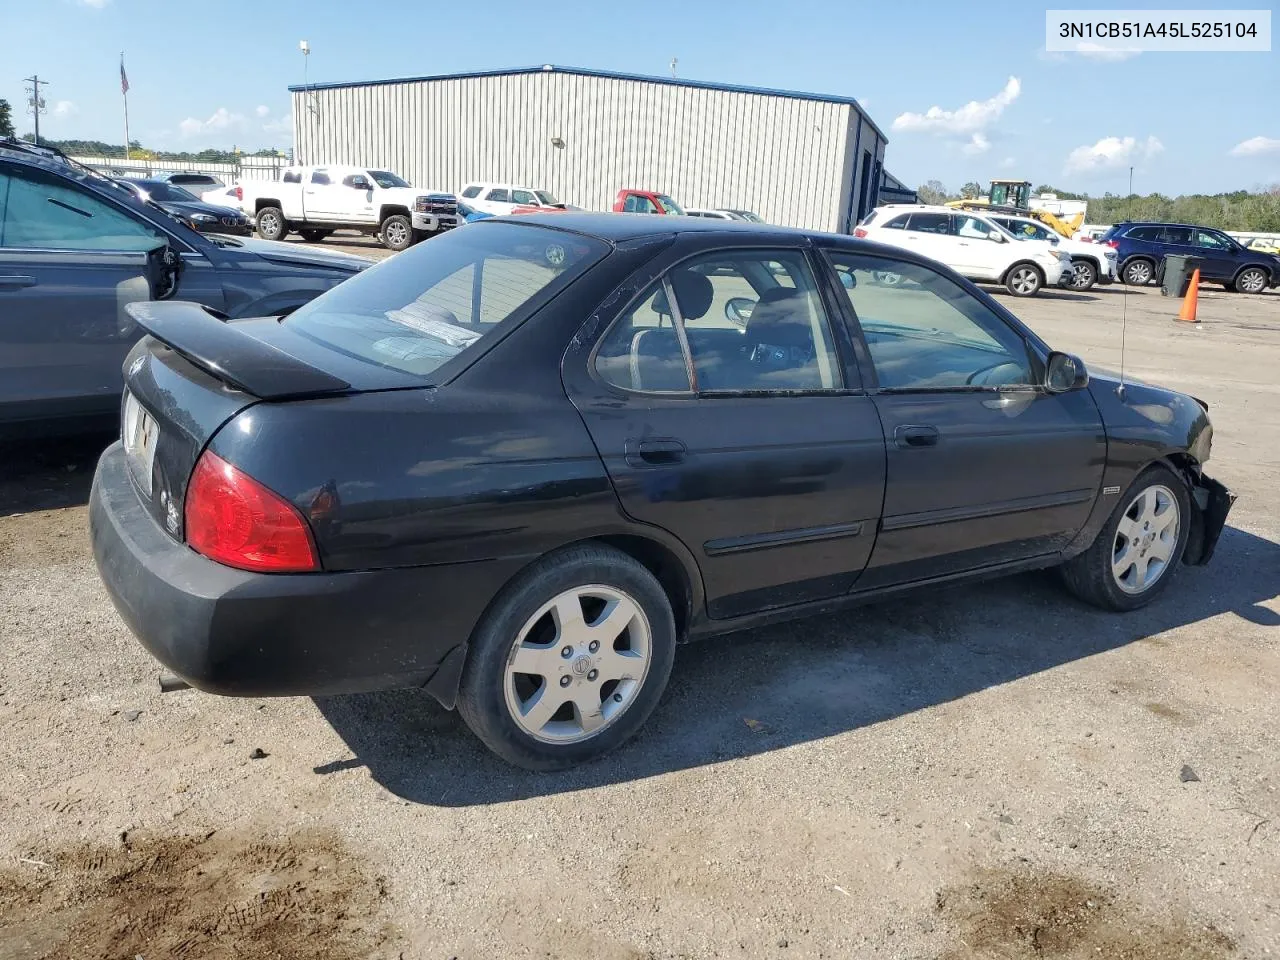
946 179 1085 239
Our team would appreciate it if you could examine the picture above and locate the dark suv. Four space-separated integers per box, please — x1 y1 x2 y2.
1101 221 1280 293
0 139 371 434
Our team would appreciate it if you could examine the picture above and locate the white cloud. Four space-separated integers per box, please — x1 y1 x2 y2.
1065 135 1164 174
178 106 246 137
76 0 110 7
998 156 1018 170
892 77 1021 136
255 105 270 117
961 132 991 156
1230 136 1280 157
52 100 78 118
1073 42 1141 61
261 115 293 136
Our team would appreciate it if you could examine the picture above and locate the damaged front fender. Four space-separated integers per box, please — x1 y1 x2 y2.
1183 474 1236 566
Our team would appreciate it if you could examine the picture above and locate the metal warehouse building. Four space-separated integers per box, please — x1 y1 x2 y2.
289 65 898 234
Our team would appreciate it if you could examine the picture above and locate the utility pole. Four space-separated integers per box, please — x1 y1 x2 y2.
23 75 48 144
669 57 678 79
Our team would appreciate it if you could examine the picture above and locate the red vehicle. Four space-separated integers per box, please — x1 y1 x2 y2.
612 188 686 215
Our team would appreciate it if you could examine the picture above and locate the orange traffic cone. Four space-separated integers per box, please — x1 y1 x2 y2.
1176 268 1201 323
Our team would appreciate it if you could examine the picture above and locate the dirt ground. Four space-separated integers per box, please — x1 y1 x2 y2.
1 266 1277 958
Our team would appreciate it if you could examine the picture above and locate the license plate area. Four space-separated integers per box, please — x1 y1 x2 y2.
122 391 158 498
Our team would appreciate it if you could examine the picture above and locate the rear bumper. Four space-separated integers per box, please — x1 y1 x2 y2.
89 442 517 699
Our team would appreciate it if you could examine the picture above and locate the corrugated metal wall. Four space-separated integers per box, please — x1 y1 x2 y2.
291 70 881 233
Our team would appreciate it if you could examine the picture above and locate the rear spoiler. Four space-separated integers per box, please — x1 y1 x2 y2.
127 300 351 400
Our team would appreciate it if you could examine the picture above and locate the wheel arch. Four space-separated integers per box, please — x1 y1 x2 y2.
378 203 412 223
1000 259 1045 284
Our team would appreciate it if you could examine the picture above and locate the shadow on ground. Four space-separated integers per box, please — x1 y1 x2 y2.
315 524 1278 807
0 432 113 516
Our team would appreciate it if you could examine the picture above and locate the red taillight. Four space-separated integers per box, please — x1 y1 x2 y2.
233 186 243 201
854 227 868 238
185 452 319 572
1104 240 1119 249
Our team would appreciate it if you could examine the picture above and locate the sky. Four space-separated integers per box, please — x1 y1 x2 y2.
2 0 1277 196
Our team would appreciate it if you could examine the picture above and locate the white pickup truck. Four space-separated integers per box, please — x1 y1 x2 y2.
242 165 459 251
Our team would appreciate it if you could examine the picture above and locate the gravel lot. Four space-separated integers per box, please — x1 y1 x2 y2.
1 252 1277 958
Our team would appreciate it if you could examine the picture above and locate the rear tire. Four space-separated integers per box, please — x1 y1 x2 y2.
255 206 288 242
1061 464 1190 611
380 214 414 252
1004 263 1043 297
456 544 677 770
1122 258 1154 286
1234 266 1268 295
299 228 332 243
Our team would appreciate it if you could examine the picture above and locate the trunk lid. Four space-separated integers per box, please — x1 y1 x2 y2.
120 300 414 540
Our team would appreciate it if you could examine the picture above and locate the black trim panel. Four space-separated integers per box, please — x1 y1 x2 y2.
881 488 1095 532
704 520 864 557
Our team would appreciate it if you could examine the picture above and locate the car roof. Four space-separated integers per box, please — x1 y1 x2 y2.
465 181 541 190
490 211 827 243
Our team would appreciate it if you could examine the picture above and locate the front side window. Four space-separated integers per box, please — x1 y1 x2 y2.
593 250 842 393
955 215 995 240
906 212 951 235
1194 230 1233 250
511 189 536 205
285 222 607 379
0 166 168 251
485 188 511 202
342 174 370 188
368 170 409 188
826 251 1035 391
310 171 331 185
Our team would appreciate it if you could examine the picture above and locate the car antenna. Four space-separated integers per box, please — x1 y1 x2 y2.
1116 165 1134 401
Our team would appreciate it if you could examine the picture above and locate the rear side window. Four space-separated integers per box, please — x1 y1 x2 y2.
285 223 607 379
461 185 481 198
485 188 510 202
906 212 951 234
883 214 909 229
1126 226 1157 240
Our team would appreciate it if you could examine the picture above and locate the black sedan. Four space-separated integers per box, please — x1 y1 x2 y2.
89 214 1233 769
116 178 253 235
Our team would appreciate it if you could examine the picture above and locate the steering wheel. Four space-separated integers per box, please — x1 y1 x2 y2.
965 361 1025 386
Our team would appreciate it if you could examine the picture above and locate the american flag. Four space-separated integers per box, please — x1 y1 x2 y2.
120 55 129 95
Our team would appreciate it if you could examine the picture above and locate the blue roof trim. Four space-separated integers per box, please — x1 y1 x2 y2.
288 64 888 143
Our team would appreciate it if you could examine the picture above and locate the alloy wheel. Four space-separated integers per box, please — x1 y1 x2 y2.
1112 484 1180 594
1237 268 1266 293
1010 267 1039 294
1126 261 1152 284
503 585 652 743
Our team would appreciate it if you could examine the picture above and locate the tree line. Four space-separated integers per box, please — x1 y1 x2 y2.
916 178 1280 232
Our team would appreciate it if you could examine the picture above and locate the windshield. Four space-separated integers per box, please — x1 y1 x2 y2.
534 190 560 206
657 195 685 215
285 222 608 379
369 170 411 189
136 182 198 202
729 209 762 222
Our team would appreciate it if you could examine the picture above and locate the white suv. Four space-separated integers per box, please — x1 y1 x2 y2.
987 213 1117 290
856 205 1069 296
459 182 564 216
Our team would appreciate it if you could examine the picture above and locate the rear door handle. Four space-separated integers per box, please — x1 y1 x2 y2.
624 437 687 467
0 275 37 290
894 424 939 448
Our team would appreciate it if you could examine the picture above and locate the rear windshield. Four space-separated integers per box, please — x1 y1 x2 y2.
284 222 609 379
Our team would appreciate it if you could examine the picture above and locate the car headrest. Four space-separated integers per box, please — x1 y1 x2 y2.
745 287 812 346
653 269 714 321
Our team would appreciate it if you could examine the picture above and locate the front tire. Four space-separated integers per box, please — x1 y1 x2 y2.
1068 259 1098 290
456 544 677 770
1061 464 1190 611
1005 263 1043 297
380 214 414 251
1234 266 1268 295
1123 258 1154 286
255 206 288 242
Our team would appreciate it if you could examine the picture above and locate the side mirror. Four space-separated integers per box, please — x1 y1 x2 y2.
351 179 370 190
1045 351 1088 393
990 232 1007 243
839 271 857 290
725 297 755 326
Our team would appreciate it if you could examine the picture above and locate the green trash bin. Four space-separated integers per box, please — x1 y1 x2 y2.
1160 255 1203 297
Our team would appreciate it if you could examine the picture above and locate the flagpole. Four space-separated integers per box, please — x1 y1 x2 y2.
121 52 130 161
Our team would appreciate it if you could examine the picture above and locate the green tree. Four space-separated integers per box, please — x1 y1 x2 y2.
960 181 983 199
917 179 950 205
0 99 13 138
